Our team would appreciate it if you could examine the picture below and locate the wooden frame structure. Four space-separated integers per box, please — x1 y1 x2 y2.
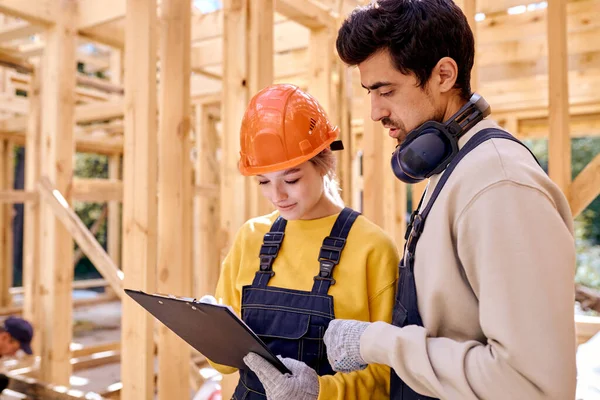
0 0 597 398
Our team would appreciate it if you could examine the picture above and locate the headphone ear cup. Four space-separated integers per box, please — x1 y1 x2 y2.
391 147 424 184
394 129 454 181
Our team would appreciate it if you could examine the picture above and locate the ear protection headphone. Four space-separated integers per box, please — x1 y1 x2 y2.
391 93 491 184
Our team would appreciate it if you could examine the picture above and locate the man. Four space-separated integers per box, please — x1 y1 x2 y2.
244 0 577 399
323 1 577 399
0 316 33 357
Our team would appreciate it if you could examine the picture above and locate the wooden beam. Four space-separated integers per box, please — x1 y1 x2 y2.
0 21 43 43
12 278 109 296
37 177 124 294
194 105 220 299
0 189 37 203
361 106 385 226
0 140 13 307
121 0 158 398
221 0 250 253
107 156 121 270
78 0 126 29
455 0 477 91
0 0 57 26
569 152 600 217
247 0 274 217
22 65 41 356
518 113 600 139
157 0 193 398
275 0 336 29
547 0 572 195
72 178 123 202
38 0 77 385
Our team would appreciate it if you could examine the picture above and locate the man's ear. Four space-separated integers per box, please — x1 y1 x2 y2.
434 57 459 94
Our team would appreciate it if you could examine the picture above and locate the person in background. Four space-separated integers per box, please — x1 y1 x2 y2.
0 316 33 358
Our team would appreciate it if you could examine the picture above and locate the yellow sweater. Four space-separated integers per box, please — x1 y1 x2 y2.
211 210 399 400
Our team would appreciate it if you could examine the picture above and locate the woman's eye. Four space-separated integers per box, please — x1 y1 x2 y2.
258 181 269 185
285 179 300 184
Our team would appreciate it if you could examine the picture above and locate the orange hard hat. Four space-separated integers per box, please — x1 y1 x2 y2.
238 83 342 176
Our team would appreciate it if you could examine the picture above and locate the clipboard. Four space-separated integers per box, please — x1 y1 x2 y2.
124 289 291 374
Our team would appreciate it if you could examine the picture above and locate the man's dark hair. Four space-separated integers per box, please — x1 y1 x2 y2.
336 0 475 100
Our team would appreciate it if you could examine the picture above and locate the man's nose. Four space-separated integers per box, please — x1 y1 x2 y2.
370 95 390 122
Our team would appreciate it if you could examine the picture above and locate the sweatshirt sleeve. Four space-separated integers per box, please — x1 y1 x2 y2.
206 226 245 375
317 237 399 400
359 181 577 400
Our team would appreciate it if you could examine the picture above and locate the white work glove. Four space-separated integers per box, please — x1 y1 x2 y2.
243 353 319 400
323 319 370 373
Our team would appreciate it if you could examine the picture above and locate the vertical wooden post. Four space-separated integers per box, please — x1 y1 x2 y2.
247 0 274 217
547 0 571 195
454 0 478 92
361 106 385 227
308 27 333 115
107 48 123 298
39 0 77 385
107 155 120 266
194 104 220 297
221 0 249 256
23 65 42 356
220 0 250 394
122 0 158 398
157 0 193 398
335 63 353 205
0 140 14 307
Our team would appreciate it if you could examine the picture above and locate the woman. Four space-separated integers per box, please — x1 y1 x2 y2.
209 83 399 400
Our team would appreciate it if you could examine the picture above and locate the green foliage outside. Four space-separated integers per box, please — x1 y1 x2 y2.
73 153 109 281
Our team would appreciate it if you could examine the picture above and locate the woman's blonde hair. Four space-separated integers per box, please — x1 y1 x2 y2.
309 149 344 207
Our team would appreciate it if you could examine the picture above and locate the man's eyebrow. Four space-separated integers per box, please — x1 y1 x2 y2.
361 81 393 91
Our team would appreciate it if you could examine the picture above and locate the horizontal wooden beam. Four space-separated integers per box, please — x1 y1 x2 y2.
6 373 105 399
0 0 57 26
518 113 600 139
0 190 37 203
0 21 44 43
11 278 109 296
78 0 126 30
72 178 123 202
0 292 117 316
275 0 336 29
575 314 600 344
71 340 119 358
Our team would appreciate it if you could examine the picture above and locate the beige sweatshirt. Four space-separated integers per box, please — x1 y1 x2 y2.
360 119 577 400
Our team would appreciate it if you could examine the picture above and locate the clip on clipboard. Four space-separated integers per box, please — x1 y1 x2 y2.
124 289 291 374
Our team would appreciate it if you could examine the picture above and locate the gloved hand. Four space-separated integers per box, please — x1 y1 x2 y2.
323 319 371 373
243 353 319 400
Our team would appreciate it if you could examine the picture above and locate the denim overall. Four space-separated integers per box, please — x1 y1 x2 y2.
233 207 360 399
390 129 540 399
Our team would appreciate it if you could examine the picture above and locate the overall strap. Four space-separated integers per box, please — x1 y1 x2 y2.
404 128 540 270
252 216 288 287
312 207 361 295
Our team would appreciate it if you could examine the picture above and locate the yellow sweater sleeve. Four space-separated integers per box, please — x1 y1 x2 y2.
317 236 399 400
